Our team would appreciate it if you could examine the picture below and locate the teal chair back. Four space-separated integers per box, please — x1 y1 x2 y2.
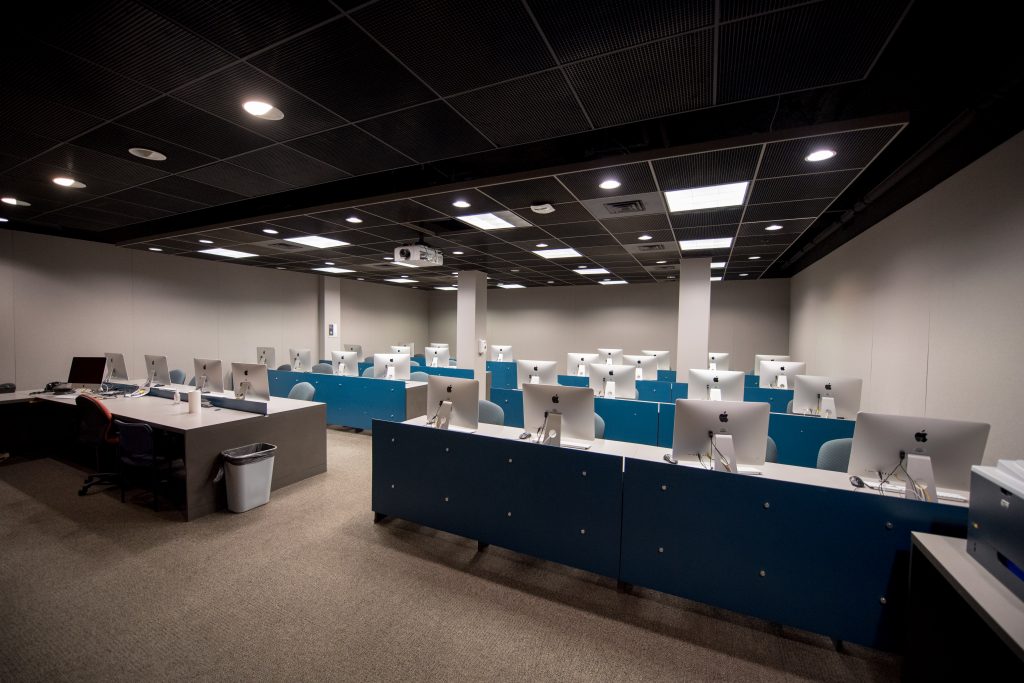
765 435 778 463
312 363 333 374
816 438 853 472
410 371 430 382
594 413 605 439
409 360 421 367
277 364 293 372
169 369 186 384
288 382 316 401
786 400 794 414
361 367 375 377
478 399 504 425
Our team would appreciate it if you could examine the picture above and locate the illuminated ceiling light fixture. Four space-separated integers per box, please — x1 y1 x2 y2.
345 216 363 223
805 149 836 162
129 147 167 161
598 179 621 190
52 177 86 189
2 197 30 206
452 200 471 208
665 182 748 212
243 100 284 120
765 224 783 231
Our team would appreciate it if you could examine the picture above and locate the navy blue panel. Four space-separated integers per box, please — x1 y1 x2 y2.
671 383 689 401
769 413 856 468
637 381 672 403
657 370 677 383
487 361 517 389
620 459 967 650
411 355 426 366
745 387 793 413
271 371 407 429
595 397 659 446
490 388 524 427
372 421 623 578
557 374 590 387
419 366 475 379
745 374 760 388
657 402 675 448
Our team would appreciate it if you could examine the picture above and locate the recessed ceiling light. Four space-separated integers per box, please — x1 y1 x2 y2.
452 200 471 208
385 278 418 284
383 256 393 261
0 217 8 222
498 283 525 289
128 147 167 161
667 276 676 280
576 268 609 275
148 247 163 252
711 261 726 268
314 266 354 274
52 177 86 189
357 277 365 280
710 276 722 282
452 272 459 275
638 234 653 241
243 100 284 120
679 237 732 250
283 235 349 249
345 216 363 224
656 260 667 264
599 280 628 285
198 239 214 244
577 265 587 269
665 182 748 212
1 197 30 206
535 242 548 248
456 212 515 230
748 256 761 260
547 280 554 284
599 179 621 190
435 286 458 291
452 251 464 255
325 261 335 266
534 247 581 259
739 273 749 277
199 247 257 258
805 149 836 162
510 268 520 273
765 224 783 231
262 228 279 235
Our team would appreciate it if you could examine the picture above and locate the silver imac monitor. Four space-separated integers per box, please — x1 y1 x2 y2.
567 352 600 377
597 348 623 365
517 360 557 388
103 352 129 382
330 350 359 376
848 412 990 493
390 345 412 355
193 358 224 393
588 363 637 399
429 342 449 349
687 369 745 402
426 375 479 432
623 354 659 381
343 343 363 357
289 348 313 372
231 363 270 402
672 399 770 472
758 361 806 389
424 346 451 368
256 346 276 368
522 383 596 449
792 375 862 419
490 345 514 362
754 354 790 375
641 350 672 370
144 354 171 386
374 353 411 380
708 352 730 370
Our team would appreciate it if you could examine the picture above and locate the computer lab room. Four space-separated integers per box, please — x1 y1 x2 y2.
1 2 1021 681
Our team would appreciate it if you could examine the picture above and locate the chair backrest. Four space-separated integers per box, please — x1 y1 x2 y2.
114 419 154 456
816 438 853 472
409 360 421 367
765 435 778 463
312 363 333 374
786 400 794 414
169 368 186 384
478 399 504 425
288 382 316 401
361 366 375 377
277 364 293 372
187 376 196 386
409 371 430 382
594 413 606 439
76 394 114 445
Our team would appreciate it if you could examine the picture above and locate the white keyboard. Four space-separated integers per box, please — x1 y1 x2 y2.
561 438 593 450
737 465 763 476
863 479 968 502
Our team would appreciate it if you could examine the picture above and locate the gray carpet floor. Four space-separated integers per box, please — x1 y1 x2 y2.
0 429 900 682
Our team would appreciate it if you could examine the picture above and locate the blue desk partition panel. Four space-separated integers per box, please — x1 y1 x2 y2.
411 355 426 366
768 413 856 468
745 387 793 414
372 421 624 578
358 362 372 376
557 375 590 387
270 370 406 429
671 383 689 401
269 369 306 398
619 459 967 650
487 361 517 390
657 402 675 448
745 374 760 388
657 370 677 383
491 388 524 427
637 381 672 403
594 398 660 446
419 366 474 379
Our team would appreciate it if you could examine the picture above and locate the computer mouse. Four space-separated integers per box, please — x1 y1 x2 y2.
849 475 865 488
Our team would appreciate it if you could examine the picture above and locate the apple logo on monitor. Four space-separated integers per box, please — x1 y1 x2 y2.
915 430 928 443
551 394 559 404
719 412 729 423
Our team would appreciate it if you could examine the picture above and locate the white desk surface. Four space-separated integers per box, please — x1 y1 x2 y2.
0 390 39 405
912 532 1024 660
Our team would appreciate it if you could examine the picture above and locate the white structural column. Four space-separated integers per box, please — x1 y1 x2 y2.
318 276 342 361
676 258 711 374
456 270 488 398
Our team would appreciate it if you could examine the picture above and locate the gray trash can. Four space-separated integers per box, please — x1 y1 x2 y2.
220 443 277 513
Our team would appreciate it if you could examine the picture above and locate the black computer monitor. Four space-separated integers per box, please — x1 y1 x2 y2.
67 357 108 388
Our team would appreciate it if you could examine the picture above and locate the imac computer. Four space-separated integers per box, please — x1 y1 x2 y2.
256 346 276 368
588 363 637 399
390 345 412 355
103 352 129 383
597 348 623 365
144 355 171 386
758 361 806 389
67 357 107 390
330 350 359 376
623 354 659 381
754 354 790 375
429 342 449 349
374 353 411 380
687 369 745 402
289 348 313 372
792 375 862 419
848 412 990 495
708 352 730 371
343 344 363 358
231 363 270 402
567 352 600 377
641 350 672 370
426 375 479 432
193 358 224 393
672 399 770 473
424 346 451 368
522 383 595 449
490 345 514 362
517 360 557 388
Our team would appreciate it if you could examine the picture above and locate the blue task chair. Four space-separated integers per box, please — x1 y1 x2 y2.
410 371 430 382
288 382 316 401
312 363 333 374
594 413 606 439
114 420 181 511
816 438 853 472
361 367 375 377
277 364 293 372
765 435 778 463
169 369 186 384
478 399 504 426
409 360 421 367
786 400 794 414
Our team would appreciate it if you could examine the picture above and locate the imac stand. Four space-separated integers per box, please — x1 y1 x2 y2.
711 434 736 473
819 396 836 418
385 365 396 380
434 401 453 430
529 374 540 384
905 454 937 502
577 364 586 377
775 374 788 390
497 352 504 362
708 386 722 401
294 358 303 372
539 411 562 447
199 374 209 393
604 380 616 399
430 356 438 368
235 380 250 400
709 362 717 371
635 367 643 381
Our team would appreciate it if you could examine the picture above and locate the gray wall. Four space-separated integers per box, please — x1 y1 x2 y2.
338 278 429 359
428 279 790 373
790 130 1024 464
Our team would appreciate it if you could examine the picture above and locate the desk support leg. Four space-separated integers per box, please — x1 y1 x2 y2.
373 511 386 523
477 540 489 552
617 581 632 593
831 638 845 653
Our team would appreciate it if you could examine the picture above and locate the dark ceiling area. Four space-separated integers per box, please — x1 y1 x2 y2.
1 1 1021 287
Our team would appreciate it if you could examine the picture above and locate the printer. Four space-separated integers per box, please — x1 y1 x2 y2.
967 459 1024 601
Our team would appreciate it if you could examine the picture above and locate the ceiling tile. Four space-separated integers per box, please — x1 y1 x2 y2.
479 177 575 208
557 162 658 200
412 190 507 217
72 123 217 173
742 198 832 222
229 146 350 187
748 169 859 204
758 125 903 178
652 145 762 190
118 97 274 158
286 126 413 175
358 101 494 162
139 175 248 205
180 162 294 197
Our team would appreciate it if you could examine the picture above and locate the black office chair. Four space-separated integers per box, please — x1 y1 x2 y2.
114 420 181 511
77 394 119 496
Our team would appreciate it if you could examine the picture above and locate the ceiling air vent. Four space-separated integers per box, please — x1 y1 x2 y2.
636 243 664 251
603 199 645 214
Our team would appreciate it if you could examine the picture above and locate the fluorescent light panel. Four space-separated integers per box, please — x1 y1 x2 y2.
385 278 418 284
198 248 256 259
710 276 723 282
575 268 609 275
664 181 748 212
533 248 581 259
497 283 525 289
599 280 628 285
678 237 732 251
457 213 515 230
435 286 458 291
711 261 726 268
313 267 354 274
283 235 349 249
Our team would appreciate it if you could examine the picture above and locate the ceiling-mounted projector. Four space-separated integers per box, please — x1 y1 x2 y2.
395 245 443 266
